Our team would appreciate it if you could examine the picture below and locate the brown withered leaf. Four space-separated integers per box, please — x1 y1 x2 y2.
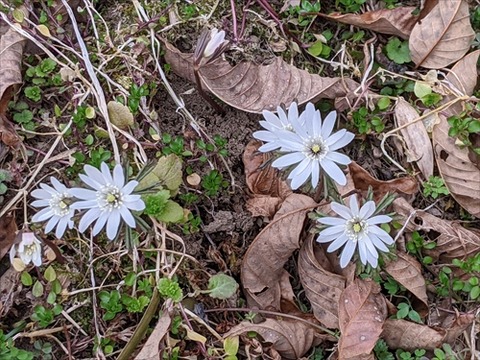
134 310 171 360
243 140 292 217
0 214 17 261
394 98 434 179
442 312 475 344
409 0 475 69
225 318 323 359
319 7 418 39
384 252 428 316
298 234 346 329
348 161 418 201
241 194 317 310
338 279 387 359
164 41 361 113
393 197 480 262
433 114 480 218
382 319 445 350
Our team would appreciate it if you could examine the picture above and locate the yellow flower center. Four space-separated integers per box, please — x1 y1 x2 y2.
353 223 362 233
59 201 67 209
107 194 117 203
311 144 321 153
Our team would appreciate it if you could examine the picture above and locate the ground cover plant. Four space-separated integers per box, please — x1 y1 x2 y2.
0 0 479 359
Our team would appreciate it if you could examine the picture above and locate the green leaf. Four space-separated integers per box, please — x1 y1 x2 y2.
156 200 184 223
157 278 183 302
385 38 411 64
144 190 170 216
32 280 44 297
414 82 432 98
470 285 480 299
224 336 239 356
13 110 33 124
51 279 62 294
377 97 391 110
468 120 480 133
396 303 409 319
44 265 57 282
308 41 323 57
408 310 422 323
207 273 239 299
46 291 56 304
21 271 33 286
124 272 136 287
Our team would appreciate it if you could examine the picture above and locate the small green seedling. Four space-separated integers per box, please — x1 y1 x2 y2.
423 176 449 199
157 277 183 303
385 37 411 64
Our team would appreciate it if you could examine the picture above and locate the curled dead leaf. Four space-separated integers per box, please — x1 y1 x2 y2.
393 197 480 262
241 193 316 310
433 115 480 218
382 319 445 350
224 318 323 359
409 0 475 69
164 42 361 113
338 279 387 359
348 161 418 201
298 234 346 329
134 311 171 360
394 98 434 179
384 252 428 316
319 7 418 39
243 140 292 217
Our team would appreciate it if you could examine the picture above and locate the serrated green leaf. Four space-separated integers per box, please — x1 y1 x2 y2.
44 265 56 282
207 273 239 299
224 336 239 356
107 101 134 129
32 280 44 297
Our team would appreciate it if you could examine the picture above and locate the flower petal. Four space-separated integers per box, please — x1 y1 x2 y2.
330 202 352 219
258 142 281 152
289 162 312 190
79 173 103 191
106 210 121 240
339 239 356 268
349 196 359 216
369 225 394 245
318 225 345 238
50 177 68 193
317 217 346 226
358 240 368 265
325 151 351 165
287 158 311 179
368 234 390 252
253 130 278 142
120 206 136 227
328 131 355 151
359 201 376 219
45 216 59 233
287 102 299 125
122 180 139 196
310 160 320 189
83 165 105 188
31 200 50 207
70 199 99 210
32 208 53 222
70 188 97 201
367 215 392 225
262 110 282 128
321 111 337 139
31 188 53 200
124 199 145 211
272 152 305 168
93 211 109 235
326 233 349 252
78 208 102 232
113 164 125 188
55 217 69 238
320 158 347 185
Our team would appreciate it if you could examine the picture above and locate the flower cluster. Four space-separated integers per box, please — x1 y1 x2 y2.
10 232 43 267
316 196 394 268
30 163 145 240
253 102 354 190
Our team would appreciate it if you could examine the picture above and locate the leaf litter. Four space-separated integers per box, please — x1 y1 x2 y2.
0 0 479 359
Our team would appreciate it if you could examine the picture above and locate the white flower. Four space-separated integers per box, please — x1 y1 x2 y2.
262 102 354 189
10 232 43 267
316 197 394 268
31 177 75 238
253 102 304 152
70 163 145 240
203 28 226 58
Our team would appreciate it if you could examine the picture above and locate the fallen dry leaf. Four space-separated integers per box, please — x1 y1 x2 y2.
382 319 445 350
224 318 322 359
319 7 418 39
384 252 428 316
393 197 480 262
338 279 387 359
433 114 480 218
441 312 475 344
0 266 21 317
409 0 475 69
348 161 418 201
298 234 346 329
134 310 171 360
0 214 17 261
394 98 434 179
241 193 316 310
243 140 292 217
164 42 361 113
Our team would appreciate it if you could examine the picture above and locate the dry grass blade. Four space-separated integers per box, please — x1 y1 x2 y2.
298 234 346 329
241 193 316 310
319 7 418 39
338 279 387 359
393 197 480 262
225 318 322 359
384 252 428 316
409 0 474 69
394 98 434 179
163 42 360 113
382 319 445 351
133 310 171 360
